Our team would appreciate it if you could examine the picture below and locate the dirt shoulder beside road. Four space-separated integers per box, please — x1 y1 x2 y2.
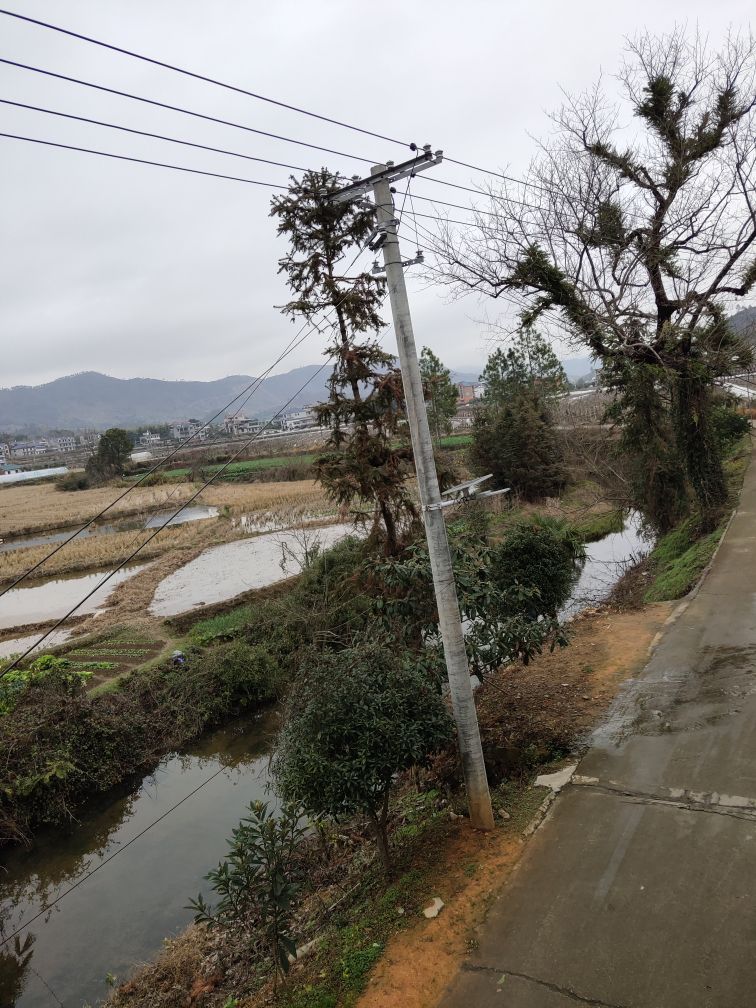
355 602 672 1008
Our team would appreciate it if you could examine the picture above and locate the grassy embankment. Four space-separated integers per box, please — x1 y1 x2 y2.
0 592 290 846
642 435 751 602
129 435 473 483
486 477 625 545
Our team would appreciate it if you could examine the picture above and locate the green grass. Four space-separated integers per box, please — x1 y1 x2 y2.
283 866 433 1008
643 517 725 602
220 455 315 473
68 648 153 657
280 781 546 1008
438 434 473 449
68 660 118 671
570 509 625 543
130 453 317 483
643 435 751 603
188 604 253 645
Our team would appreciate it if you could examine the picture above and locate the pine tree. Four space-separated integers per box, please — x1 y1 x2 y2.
472 391 566 501
473 327 567 500
419 347 458 445
271 170 418 554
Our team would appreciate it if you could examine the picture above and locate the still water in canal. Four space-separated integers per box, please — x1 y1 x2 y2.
0 711 278 1008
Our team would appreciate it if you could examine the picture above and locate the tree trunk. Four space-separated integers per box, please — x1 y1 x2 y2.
379 499 399 556
672 367 727 529
370 792 392 873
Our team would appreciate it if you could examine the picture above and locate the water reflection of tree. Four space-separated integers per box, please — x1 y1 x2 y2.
0 779 143 941
0 709 277 1007
0 932 34 1005
0 714 276 930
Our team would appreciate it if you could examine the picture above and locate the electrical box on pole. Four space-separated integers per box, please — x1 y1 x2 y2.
329 146 495 830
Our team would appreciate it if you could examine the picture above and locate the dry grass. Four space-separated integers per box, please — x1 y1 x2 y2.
108 925 210 1007
0 482 198 536
201 479 332 517
0 522 210 585
0 479 332 539
0 479 334 592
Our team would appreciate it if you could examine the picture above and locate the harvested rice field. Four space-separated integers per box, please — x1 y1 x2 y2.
0 478 331 537
0 481 192 537
0 522 213 585
0 479 333 584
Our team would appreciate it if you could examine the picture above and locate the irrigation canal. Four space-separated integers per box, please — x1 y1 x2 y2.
0 513 649 1007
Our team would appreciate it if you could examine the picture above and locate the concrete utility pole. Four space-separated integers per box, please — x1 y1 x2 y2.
330 148 494 830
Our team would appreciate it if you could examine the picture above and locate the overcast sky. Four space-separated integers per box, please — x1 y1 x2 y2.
1 0 752 388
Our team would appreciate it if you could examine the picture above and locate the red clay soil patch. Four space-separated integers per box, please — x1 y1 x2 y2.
358 822 525 1008
474 602 673 778
357 602 673 1008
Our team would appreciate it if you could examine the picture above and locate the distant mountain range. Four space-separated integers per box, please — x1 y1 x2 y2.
4 309 752 433
728 306 756 343
0 358 598 433
0 368 330 432
0 350 659 434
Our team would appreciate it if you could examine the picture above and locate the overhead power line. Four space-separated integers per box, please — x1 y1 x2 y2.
444 155 558 198
0 101 515 222
0 14 679 220
0 58 376 164
1 232 375 598
1 234 378 658
0 316 310 595
0 131 287 186
0 7 411 149
0 353 337 677
0 98 311 172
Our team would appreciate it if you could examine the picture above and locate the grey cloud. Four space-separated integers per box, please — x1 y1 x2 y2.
1 0 750 387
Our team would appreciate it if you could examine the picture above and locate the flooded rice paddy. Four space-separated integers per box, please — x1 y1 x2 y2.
0 629 73 660
0 563 148 631
0 505 218 555
149 522 357 617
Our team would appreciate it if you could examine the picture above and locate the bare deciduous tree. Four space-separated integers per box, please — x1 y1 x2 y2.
432 29 756 523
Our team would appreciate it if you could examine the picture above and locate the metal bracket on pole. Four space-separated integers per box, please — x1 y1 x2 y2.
423 474 510 510
329 145 443 204
372 249 424 275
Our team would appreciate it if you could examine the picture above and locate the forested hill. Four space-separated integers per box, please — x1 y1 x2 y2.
729 307 756 345
0 368 328 431
0 365 483 431
0 354 657 431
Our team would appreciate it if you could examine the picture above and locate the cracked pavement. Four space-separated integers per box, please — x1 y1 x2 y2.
440 446 756 1008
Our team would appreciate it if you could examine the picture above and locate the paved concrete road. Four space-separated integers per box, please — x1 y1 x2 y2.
441 449 756 1008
